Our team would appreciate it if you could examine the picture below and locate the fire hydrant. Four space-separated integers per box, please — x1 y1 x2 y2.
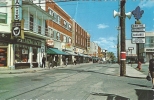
137 61 142 71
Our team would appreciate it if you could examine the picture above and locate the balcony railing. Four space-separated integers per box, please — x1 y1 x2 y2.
24 20 48 36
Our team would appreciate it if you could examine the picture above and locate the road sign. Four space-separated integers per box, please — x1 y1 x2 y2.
132 32 145 37
131 28 145 32
12 21 21 37
132 38 145 44
128 47 134 50
131 24 145 28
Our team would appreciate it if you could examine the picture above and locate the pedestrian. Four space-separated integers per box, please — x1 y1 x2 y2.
74 57 77 65
78 57 80 64
149 54 154 89
54 55 58 67
48 55 53 69
42 55 46 68
66 57 68 66
136 61 142 71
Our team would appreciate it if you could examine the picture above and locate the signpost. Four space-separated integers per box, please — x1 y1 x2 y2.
131 24 145 44
132 6 145 64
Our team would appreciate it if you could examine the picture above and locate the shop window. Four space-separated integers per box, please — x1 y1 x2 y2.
15 45 29 63
0 48 7 67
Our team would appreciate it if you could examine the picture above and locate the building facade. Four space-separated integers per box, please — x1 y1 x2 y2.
139 32 154 63
126 39 137 63
0 0 13 69
45 1 73 65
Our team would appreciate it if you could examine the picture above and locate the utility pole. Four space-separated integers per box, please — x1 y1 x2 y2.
120 0 126 76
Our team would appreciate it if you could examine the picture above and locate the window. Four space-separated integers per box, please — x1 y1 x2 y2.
76 35 77 43
63 36 67 42
15 45 29 63
30 14 34 31
48 28 53 38
0 3 7 24
37 18 41 34
81 38 82 45
56 32 60 40
0 48 7 66
69 38 71 43
69 24 72 31
0 12 7 24
57 15 61 24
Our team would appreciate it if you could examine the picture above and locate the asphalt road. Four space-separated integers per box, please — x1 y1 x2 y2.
0 63 153 100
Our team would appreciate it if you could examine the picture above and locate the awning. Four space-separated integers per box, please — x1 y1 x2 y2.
46 48 67 55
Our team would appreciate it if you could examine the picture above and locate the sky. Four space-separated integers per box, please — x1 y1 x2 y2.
56 0 154 56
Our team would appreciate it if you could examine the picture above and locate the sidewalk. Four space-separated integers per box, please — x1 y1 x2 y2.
125 64 146 78
0 62 93 74
0 63 146 79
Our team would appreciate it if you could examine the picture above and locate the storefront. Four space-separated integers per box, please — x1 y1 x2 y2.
0 45 8 67
14 36 42 69
0 33 12 68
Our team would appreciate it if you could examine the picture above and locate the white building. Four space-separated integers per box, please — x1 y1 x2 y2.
126 39 137 63
89 42 98 57
0 0 13 69
0 0 52 69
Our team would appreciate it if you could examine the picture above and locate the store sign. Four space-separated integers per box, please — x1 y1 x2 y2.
132 38 145 44
145 49 154 52
65 43 71 48
131 24 145 28
14 0 22 21
46 39 54 47
131 28 145 32
132 32 145 37
12 21 21 37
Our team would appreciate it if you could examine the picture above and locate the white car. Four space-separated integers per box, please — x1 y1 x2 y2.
98 60 104 64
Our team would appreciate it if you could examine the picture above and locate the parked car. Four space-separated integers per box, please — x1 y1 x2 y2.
98 60 104 64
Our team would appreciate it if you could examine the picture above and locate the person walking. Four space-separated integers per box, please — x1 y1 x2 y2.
149 54 154 89
54 55 58 67
136 61 142 71
74 57 77 65
66 57 68 66
42 55 46 68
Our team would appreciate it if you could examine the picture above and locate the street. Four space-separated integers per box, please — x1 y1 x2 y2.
0 63 154 100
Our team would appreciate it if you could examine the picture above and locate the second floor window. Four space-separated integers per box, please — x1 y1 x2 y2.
0 12 7 24
56 32 60 40
0 3 7 24
63 36 67 42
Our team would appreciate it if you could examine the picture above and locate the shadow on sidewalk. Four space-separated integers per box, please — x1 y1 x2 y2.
91 92 130 100
128 83 150 88
135 89 154 100
125 76 146 79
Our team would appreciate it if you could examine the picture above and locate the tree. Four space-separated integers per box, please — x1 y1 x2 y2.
106 52 116 62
